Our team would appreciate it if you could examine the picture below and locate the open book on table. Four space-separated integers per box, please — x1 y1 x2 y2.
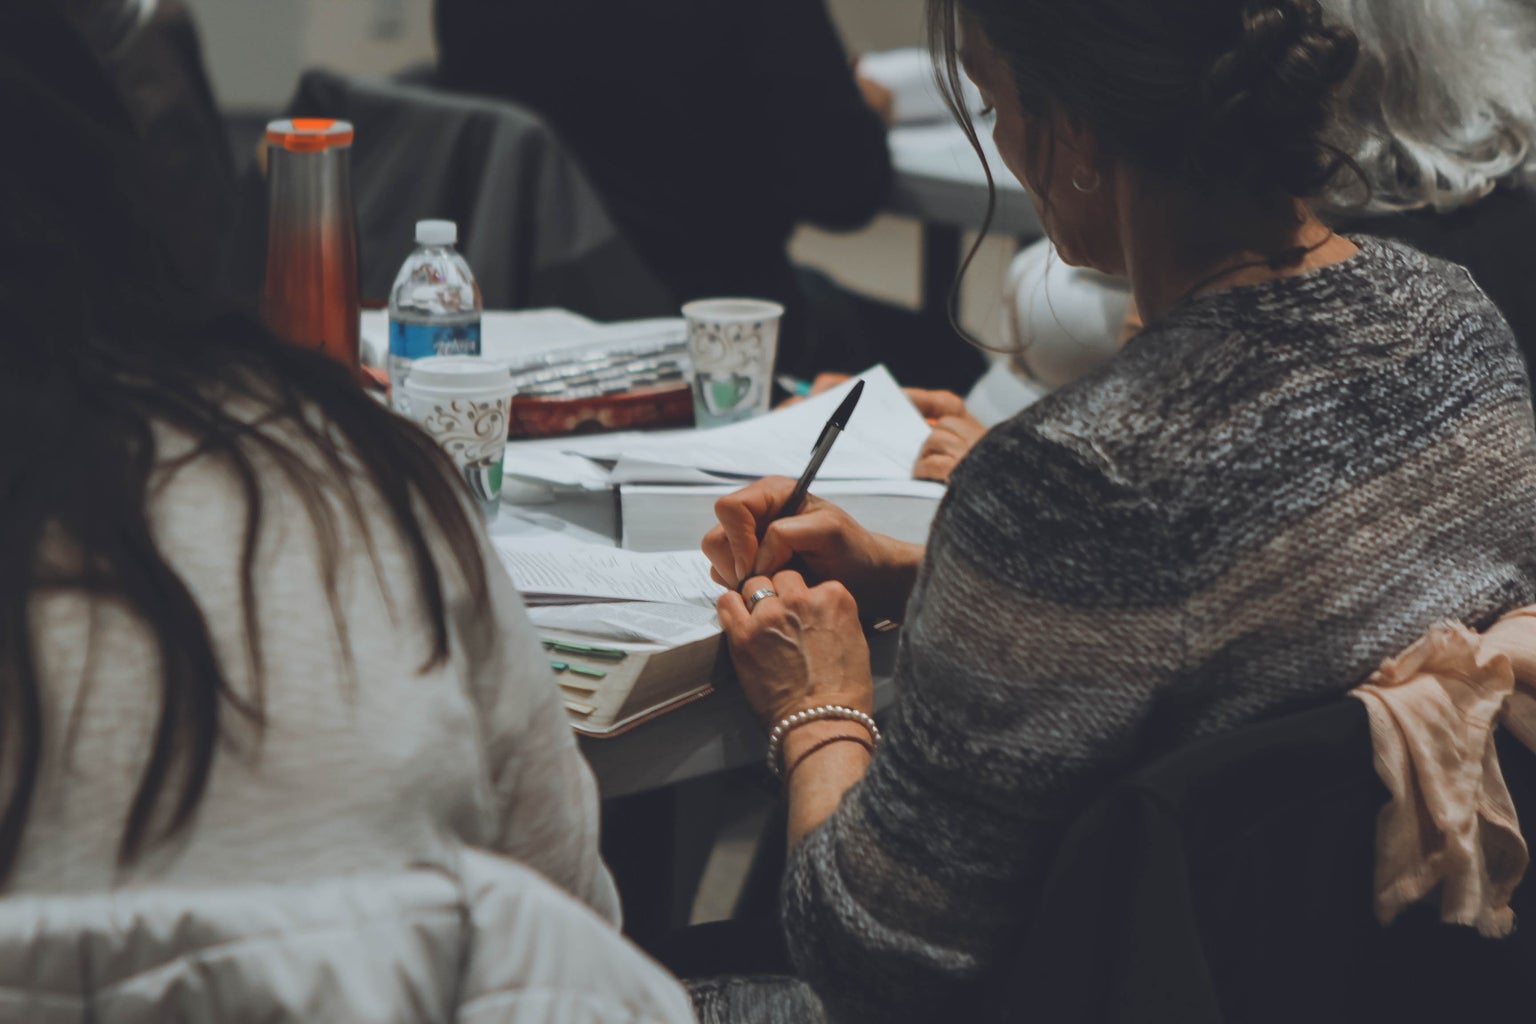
496 543 728 736
530 601 726 737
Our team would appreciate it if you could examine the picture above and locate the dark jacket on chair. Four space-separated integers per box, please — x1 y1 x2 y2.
992 699 1536 1024
76 0 236 302
432 0 893 371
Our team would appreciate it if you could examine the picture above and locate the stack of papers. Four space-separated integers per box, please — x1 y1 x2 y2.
498 365 947 555
359 308 687 389
503 365 930 490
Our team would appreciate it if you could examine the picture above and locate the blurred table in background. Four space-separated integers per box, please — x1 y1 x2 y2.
888 121 1041 322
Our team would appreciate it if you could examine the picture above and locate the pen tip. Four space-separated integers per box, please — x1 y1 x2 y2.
830 379 865 429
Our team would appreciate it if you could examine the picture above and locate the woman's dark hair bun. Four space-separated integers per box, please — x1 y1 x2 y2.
1193 0 1360 196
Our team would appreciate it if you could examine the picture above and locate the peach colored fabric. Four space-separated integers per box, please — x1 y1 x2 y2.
1351 608 1536 937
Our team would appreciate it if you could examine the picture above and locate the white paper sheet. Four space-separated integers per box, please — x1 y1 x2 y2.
555 366 929 481
608 459 740 485
503 446 615 491
495 543 724 609
528 601 720 645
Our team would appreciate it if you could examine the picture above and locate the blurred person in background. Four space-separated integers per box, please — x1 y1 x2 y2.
905 0 1536 482
0 11 690 1016
433 0 988 392
64 0 237 302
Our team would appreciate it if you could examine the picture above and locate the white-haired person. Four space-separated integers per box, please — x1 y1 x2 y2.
911 0 1536 483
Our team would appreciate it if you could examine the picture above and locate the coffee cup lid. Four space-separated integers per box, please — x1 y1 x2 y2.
403 356 513 395
681 298 785 322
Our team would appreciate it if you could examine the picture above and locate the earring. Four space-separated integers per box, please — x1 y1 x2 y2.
1071 168 1102 194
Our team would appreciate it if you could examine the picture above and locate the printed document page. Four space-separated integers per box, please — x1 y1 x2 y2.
495 542 725 609
528 601 721 646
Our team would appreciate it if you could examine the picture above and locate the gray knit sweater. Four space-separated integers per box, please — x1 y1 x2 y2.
700 238 1536 1023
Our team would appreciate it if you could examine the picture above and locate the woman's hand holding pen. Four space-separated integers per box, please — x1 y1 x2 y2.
703 476 923 625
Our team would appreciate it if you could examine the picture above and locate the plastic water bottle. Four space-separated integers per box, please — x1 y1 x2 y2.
388 219 482 413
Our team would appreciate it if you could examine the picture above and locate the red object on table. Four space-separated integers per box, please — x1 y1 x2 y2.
509 383 695 437
261 118 361 375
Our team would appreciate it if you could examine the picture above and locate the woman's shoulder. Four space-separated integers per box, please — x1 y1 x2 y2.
944 232 1526 536
1054 236 1518 426
936 390 1184 605
1160 235 1510 345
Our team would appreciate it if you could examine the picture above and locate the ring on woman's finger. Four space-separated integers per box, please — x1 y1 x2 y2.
747 588 779 612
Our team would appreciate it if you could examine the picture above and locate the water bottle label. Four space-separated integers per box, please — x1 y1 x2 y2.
389 320 482 359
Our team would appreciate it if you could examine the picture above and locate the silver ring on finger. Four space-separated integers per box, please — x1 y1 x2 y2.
747 588 779 612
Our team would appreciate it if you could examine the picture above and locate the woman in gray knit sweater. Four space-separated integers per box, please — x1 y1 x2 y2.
700 0 1536 1020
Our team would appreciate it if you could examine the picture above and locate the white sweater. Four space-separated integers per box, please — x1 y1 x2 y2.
15 413 617 920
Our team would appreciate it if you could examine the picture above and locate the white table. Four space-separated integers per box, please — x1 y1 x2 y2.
887 121 1043 322
491 488 899 800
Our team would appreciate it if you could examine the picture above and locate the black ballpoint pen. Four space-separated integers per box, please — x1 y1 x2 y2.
741 379 864 589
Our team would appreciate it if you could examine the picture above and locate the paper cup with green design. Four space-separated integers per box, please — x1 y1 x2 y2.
682 298 784 427
401 356 515 521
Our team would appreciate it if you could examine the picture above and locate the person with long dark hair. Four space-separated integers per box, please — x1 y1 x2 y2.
693 0 1536 1019
0 3 617 926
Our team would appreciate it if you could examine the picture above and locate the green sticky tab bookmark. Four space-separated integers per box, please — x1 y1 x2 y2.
550 660 569 673
541 638 628 661
566 663 608 680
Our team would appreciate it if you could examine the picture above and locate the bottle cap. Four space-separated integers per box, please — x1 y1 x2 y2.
415 220 458 246
265 118 354 152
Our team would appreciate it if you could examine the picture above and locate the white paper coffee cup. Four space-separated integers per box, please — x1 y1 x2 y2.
682 298 784 427
401 356 515 520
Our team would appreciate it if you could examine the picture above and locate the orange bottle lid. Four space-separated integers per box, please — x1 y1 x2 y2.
265 118 355 152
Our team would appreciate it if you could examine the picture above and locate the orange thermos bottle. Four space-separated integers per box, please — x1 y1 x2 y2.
260 118 360 374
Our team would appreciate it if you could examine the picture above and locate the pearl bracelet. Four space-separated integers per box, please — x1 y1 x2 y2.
766 705 881 779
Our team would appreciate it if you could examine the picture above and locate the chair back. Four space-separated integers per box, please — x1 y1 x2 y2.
232 70 673 320
993 700 1536 1023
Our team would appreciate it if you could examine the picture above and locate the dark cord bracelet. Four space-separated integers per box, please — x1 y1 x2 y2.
783 734 875 785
